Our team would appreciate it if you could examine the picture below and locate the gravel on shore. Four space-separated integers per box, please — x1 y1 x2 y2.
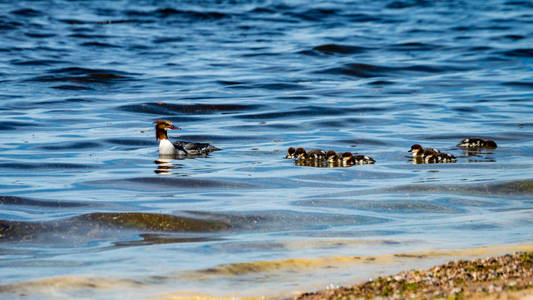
295 251 533 300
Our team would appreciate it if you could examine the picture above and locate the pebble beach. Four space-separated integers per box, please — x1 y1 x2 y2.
295 251 533 300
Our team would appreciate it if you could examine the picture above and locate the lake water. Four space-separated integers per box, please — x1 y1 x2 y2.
0 0 532 298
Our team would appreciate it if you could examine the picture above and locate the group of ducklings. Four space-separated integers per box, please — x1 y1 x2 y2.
285 147 375 168
286 138 497 167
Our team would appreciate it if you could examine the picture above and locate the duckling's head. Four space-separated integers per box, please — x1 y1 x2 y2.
326 150 336 159
486 140 497 149
341 152 353 162
286 147 296 158
408 144 423 155
294 148 307 159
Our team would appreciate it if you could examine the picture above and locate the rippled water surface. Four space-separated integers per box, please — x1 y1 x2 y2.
1 0 532 298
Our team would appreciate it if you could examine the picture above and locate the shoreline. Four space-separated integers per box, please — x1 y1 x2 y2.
294 251 533 300
2 245 533 299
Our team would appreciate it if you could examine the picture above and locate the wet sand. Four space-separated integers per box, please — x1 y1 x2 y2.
295 251 533 300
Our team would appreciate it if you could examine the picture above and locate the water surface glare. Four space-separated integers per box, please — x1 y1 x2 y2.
1 0 532 297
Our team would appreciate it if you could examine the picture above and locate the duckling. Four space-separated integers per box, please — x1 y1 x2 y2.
285 147 296 159
352 154 376 164
326 150 339 162
457 138 497 149
306 149 327 160
409 144 455 163
341 152 375 165
294 147 307 160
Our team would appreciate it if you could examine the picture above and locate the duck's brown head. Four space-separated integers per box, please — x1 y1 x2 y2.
155 120 180 141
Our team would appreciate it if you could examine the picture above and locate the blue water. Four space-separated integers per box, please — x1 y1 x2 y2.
1 0 532 297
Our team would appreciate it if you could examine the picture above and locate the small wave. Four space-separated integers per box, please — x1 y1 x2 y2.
68 33 111 39
286 7 339 22
114 233 223 246
388 42 443 51
389 179 533 196
9 8 42 17
11 59 64 66
338 138 392 146
80 41 120 48
37 141 101 151
236 105 387 120
317 63 393 78
105 138 154 146
188 210 386 232
51 85 88 90
386 0 435 9
501 48 533 57
84 177 259 190
311 43 369 55
28 67 135 85
118 102 260 115
297 199 457 213
24 32 55 38
0 121 36 130
252 82 302 90
126 8 230 20
0 212 232 243
0 162 98 170
0 20 22 31
0 195 88 208
502 81 533 88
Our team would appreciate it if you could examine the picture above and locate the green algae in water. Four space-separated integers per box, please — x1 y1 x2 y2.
0 212 231 243
390 179 533 197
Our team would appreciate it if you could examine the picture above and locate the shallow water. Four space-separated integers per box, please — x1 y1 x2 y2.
0 0 532 298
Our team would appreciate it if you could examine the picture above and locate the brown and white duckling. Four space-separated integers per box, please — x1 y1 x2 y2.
285 147 296 159
155 120 220 156
457 138 497 149
341 152 375 165
408 144 456 163
293 147 307 160
326 150 340 163
306 149 327 160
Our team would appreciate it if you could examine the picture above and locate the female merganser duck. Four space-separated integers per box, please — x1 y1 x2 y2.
409 144 456 163
457 138 497 149
155 120 220 156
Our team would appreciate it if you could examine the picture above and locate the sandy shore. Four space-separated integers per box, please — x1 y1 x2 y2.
294 251 533 300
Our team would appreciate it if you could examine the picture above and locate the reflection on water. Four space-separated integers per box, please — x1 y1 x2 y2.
154 157 182 175
0 0 532 297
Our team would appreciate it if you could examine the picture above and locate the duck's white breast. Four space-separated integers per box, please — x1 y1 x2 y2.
159 139 176 155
